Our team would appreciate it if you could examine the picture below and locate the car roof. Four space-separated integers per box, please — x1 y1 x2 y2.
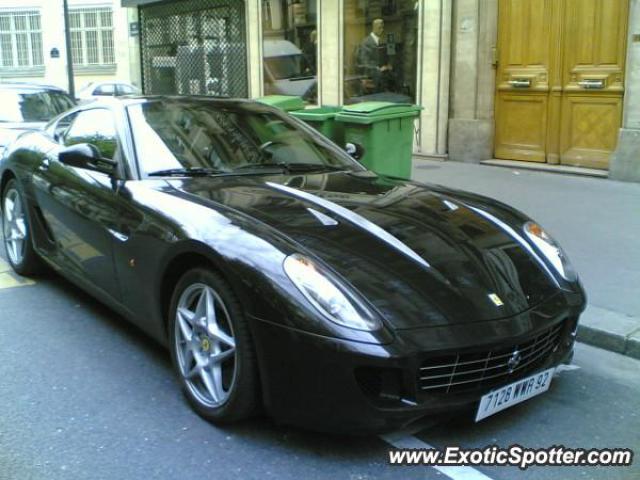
0 81 66 92
90 95 260 108
87 80 136 87
263 39 303 57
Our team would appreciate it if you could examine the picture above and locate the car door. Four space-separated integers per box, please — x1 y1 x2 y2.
32 108 124 301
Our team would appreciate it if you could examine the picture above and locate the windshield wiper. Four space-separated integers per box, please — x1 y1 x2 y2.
147 167 227 177
288 163 346 173
232 162 346 174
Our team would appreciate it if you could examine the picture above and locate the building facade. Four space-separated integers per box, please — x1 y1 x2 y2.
19 0 638 181
0 0 140 92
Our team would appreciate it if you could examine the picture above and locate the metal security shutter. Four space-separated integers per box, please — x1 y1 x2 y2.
139 0 247 97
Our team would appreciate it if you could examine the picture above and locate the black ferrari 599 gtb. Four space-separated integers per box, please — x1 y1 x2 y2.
0 97 585 432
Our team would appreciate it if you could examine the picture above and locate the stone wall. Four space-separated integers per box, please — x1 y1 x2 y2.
447 0 497 162
610 0 640 182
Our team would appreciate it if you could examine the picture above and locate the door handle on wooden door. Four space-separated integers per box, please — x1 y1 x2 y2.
578 79 605 89
508 79 531 88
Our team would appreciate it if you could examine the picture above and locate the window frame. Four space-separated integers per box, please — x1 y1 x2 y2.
47 104 139 181
259 0 320 105
68 6 116 68
0 9 44 71
62 107 121 162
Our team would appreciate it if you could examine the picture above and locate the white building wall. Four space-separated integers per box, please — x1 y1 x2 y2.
0 0 137 92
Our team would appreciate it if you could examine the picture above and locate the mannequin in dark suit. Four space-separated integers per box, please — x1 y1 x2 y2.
356 18 394 93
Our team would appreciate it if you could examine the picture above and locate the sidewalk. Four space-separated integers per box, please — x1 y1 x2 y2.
411 158 640 359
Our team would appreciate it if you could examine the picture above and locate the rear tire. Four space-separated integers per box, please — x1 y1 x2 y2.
168 267 260 423
2 178 43 276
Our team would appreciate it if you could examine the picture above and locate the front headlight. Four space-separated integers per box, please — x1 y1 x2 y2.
524 221 577 282
283 253 381 331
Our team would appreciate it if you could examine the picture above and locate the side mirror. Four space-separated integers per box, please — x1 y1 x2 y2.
345 142 365 161
58 143 117 176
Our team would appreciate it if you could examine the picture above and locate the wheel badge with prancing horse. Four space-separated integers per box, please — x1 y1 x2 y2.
175 283 237 408
3 188 27 265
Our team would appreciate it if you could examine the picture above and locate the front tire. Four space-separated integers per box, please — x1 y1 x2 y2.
2 178 42 275
168 268 259 423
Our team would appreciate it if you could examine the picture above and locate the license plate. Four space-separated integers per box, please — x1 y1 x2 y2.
475 367 555 422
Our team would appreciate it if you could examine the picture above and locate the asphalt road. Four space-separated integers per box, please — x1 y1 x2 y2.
0 255 638 480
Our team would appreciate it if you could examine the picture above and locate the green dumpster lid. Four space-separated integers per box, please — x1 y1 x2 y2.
256 95 306 112
290 106 342 121
335 101 421 124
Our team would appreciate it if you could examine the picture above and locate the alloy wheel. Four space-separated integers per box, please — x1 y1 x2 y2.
174 283 237 408
3 187 27 266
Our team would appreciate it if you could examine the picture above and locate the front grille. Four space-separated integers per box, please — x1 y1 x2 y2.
418 321 564 394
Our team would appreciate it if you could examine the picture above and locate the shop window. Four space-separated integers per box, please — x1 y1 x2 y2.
262 0 318 103
139 0 248 97
343 0 418 104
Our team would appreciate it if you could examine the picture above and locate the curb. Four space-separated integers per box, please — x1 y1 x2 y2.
576 305 640 360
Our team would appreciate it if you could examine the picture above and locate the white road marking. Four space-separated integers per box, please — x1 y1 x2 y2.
553 364 581 376
0 257 35 289
380 366 582 479
380 431 495 480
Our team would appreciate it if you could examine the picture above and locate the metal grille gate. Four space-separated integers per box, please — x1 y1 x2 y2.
139 0 247 97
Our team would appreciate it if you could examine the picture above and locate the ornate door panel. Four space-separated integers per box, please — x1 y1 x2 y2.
495 0 628 169
559 0 628 168
496 93 548 162
495 0 553 162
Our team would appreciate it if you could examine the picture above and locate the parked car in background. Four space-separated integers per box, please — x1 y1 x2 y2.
263 39 316 99
76 81 140 102
0 82 75 158
262 39 411 105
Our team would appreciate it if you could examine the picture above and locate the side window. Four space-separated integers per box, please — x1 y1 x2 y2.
53 112 78 142
64 109 118 160
93 84 115 96
117 84 135 96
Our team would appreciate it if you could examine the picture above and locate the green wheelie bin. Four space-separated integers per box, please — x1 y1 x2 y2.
335 102 421 179
256 95 306 112
290 106 343 145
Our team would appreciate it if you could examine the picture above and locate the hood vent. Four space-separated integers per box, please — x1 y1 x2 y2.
307 208 338 226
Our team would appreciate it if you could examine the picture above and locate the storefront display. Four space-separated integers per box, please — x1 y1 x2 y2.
343 0 418 104
262 0 318 103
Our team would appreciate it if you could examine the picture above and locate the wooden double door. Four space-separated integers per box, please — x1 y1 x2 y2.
495 0 629 169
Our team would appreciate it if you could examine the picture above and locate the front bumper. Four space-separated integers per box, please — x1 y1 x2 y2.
251 292 583 433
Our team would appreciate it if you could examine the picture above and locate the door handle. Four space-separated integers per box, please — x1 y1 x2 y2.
578 79 605 90
508 79 531 88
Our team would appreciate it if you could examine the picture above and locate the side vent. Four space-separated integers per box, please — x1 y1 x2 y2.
32 206 55 245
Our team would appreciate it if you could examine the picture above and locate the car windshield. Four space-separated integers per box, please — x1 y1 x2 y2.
0 89 75 123
127 100 362 177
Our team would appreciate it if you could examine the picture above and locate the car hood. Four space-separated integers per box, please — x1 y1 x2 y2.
165 171 559 329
